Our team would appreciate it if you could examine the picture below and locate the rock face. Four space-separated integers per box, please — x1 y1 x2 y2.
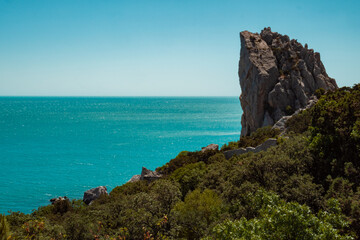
83 186 108 205
272 95 318 133
239 27 337 136
201 144 219 152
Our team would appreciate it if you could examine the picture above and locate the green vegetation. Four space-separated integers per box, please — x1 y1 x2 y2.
221 126 280 151
0 214 10 240
172 189 222 239
211 191 351 240
3 84 360 239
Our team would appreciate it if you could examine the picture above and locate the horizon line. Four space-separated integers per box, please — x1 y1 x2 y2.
0 95 240 98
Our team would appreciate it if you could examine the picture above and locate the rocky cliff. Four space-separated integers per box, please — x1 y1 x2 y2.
239 27 337 136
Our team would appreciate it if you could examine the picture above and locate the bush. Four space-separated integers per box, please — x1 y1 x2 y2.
238 126 280 148
211 190 352 240
157 150 217 175
285 109 312 134
170 162 207 198
0 214 10 240
285 105 294 115
172 189 223 239
308 85 360 184
110 180 149 198
64 215 93 240
221 126 280 151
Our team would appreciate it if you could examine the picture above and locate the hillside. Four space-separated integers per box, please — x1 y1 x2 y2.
1 84 359 239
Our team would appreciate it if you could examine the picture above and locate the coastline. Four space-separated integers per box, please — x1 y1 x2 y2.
0 97 242 214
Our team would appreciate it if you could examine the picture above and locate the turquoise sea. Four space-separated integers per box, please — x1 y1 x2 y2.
0 97 242 214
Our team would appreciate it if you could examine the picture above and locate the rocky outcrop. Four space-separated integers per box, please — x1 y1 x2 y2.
239 27 337 136
50 196 68 204
128 174 141 183
83 186 108 205
140 167 162 181
224 138 277 159
128 167 162 183
201 144 219 152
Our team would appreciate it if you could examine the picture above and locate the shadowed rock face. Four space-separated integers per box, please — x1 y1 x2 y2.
239 27 337 136
83 186 108 205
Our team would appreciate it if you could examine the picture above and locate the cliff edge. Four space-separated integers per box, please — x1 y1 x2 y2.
239 27 337 136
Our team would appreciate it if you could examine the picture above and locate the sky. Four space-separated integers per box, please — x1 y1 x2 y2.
0 0 359 96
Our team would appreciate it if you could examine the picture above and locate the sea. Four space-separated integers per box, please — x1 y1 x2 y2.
0 97 242 214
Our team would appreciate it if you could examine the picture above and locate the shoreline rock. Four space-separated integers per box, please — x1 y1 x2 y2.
83 186 108 205
128 167 162 183
201 144 219 152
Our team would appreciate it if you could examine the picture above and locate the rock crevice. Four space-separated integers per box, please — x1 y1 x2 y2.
239 27 337 136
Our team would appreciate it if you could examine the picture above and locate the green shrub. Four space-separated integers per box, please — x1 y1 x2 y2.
0 214 10 240
6 211 34 233
308 84 360 184
285 105 294 115
110 180 149 198
220 141 239 151
221 126 280 152
285 109 312 134
157 150 217 175
211 190 352 240
172 189 222 239
239 126 280 148
64 215 93 240
199 159 232 194
149 179 181 215
170 162 207 198
315 87 326 98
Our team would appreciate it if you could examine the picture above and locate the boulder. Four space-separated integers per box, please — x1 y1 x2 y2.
83 186 108 205
201 144 219 152
50 196 68 204
140 167 162 182
127 167 163 183
239 27 337 136
127 174 141 183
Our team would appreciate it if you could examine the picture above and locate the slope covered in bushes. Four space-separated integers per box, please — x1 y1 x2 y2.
2 84 360 239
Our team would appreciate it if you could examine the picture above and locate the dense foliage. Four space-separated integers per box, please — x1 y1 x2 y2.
210 190 351 240
3 84 360 239
0 214 10 240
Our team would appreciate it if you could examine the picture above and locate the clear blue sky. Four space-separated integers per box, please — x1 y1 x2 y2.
0 0 359 96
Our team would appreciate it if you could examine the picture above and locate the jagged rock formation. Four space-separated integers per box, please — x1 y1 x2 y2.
239 27 337 136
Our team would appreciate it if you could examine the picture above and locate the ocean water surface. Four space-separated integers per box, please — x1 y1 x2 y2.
0 97 242 214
